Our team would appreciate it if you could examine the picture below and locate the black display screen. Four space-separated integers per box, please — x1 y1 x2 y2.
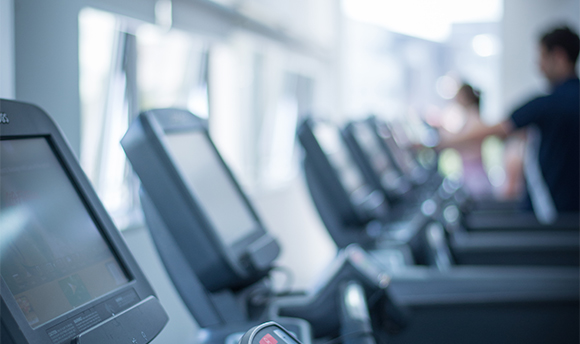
352 122 393 175
313 123 366 195
164 131 258 247
0 138 129 328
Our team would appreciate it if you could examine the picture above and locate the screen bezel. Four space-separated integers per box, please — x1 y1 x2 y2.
373 119 415 175
310 121 367 196
0 134 139 342
155 123 267 265
297 118 367 226
162 130 262 248
367 118 407 176
350 121 394 177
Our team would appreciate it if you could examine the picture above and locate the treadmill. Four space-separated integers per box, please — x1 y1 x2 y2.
0 99 168 344
363 116 580 232
122 109 386 344
342 118 433 209
297 117 579 267
123 108 578 344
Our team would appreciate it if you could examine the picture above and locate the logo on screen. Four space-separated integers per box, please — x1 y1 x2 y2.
0 113 9 124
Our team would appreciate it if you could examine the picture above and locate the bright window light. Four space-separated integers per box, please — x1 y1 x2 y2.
154 0 172 30
341 0 503 42
79 8 117 178
472 34 500 57
79 8 141 230
136 24 209 117
263 95 299 185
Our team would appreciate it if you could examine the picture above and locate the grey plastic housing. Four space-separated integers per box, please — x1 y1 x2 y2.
122 109 280 292
0 99 168 344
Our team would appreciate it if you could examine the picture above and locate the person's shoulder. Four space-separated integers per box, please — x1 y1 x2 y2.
564 77 579 86
556 77 579 93
553 78 580 105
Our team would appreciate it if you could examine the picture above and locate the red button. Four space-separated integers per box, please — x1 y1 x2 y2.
260 333 278 344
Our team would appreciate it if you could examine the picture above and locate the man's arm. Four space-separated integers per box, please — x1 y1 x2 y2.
437 119 514 149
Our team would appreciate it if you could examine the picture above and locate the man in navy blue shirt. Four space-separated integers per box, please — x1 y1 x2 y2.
440 26 579 221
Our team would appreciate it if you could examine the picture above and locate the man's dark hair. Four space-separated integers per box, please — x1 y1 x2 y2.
540 26 580 64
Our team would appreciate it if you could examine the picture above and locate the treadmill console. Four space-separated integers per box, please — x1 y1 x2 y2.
0 99 168 344
122 109 280 292
370 118 427 184
345 121 410 195
297 118 389 225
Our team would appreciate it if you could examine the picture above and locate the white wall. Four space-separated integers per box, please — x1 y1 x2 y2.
0 0 14 99
501 0 580 114
14 0 157 156
12 0 337 157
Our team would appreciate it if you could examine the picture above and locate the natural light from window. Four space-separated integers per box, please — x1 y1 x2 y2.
341 0 503 42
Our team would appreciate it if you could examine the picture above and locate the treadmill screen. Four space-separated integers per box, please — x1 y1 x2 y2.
164 131 258 247
313 123 366 195
352 122 393 175
0 138 129 329
377 122 416 174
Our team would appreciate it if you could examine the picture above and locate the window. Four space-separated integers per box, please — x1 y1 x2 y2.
79 4 332 228
79 8 209 229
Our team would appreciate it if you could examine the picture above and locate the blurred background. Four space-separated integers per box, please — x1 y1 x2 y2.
1 0 579 342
